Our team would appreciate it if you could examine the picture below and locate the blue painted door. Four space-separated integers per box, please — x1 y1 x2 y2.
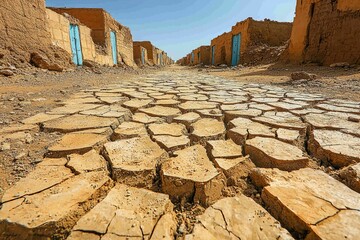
198 52 201 63
110 31 118 65
141 49 145 65
191 52 194 64
231 34 241 66
211 46 215 65
69 24 83 66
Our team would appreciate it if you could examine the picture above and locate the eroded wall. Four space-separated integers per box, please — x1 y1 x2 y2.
232 18 292 65
248 19 292 47
104 11 135 67
49 8 106 46
0 0 70 68
287 0 360 65
134 41 156 65
46 9 113 66
133 45 148 66
210 32 232 66
192 46 211 65
46 9 71 55
49 8 135 67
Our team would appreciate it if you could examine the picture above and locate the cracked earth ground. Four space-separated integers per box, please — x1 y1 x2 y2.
0 67 360 240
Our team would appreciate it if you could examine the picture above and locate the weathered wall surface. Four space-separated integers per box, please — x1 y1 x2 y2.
186 54 191 65
0 0 71 68
247 19 292 48
155 48 164 65
232 18 292 65
287 0 360 65
231 19 251 57
104 11 136 67
46 9 113 66
46 9 72 55
206 18 292 66
133 45 148 66
78 25 99 64
134 41 156 65
49 8 135 67
49 8 105 46
210 32 232 66
192 46 211 65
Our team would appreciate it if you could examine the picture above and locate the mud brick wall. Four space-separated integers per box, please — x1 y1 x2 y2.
134 41 156 65
232 18 292 65
155 48 164 65
104 11 136 67
50 8 135 67
49 8 106 47
46 9 72 55
231 19 251 58
133 45 148 66
186 54 191 65
180 57 187 65
192 46 211 65
163 53 169 65
78 25 100 64
247 19 292 48
287 0 360 65
0 0 71 68
210 32 232 66
46 9 113 66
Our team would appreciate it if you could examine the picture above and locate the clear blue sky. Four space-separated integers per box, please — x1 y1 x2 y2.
46 0 296 60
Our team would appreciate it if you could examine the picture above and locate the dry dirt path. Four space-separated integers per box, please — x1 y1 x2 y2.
0 67 360 239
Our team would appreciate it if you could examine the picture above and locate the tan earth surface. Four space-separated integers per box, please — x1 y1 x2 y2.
1 65 360 239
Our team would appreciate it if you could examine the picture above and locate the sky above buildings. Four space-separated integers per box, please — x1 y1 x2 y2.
46 0 296 60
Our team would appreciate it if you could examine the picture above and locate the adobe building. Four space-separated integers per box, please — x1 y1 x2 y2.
210 18 292 66
164 53 168 65
192 46 211 65
48 8 136 67
210 32 233 66
134 41 157 65
285 0 360 65
133 43 148 66
155 48 164 65
186 54 192 65
0 0 71 70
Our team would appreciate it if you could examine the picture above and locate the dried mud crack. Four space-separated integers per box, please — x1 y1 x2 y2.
1 69 360 239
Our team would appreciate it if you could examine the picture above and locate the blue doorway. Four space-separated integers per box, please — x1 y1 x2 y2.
110 31 118 65
69 24 83 66
141 48 145 65
211 46 215 65
231 34 241 66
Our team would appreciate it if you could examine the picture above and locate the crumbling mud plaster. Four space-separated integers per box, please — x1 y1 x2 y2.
134 41 157 65
0 0 71 68
210 18 292 66
46 9 113 66
192 46 211 65
210 32 233 66
133 44 148 66
286 0 360 65
49 8 136 67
